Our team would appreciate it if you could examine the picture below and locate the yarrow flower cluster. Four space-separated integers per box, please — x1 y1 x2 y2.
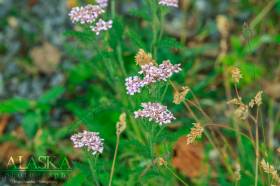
71 130 104 155
69 5 104 24
69 4 112 35
125 60 181 95
96 0 108 8
159 0 178 7
134 102 175 125
90 19 112 35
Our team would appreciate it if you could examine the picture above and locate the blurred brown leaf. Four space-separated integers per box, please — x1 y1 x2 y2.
262 81 280 99
11 127 28 142
0 142 30 165
67 0 78 8
30 42 61 74
0 115 9 135
172 136 205 178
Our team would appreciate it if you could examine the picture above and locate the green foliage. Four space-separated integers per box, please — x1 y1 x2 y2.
1 0 280 186
0 98 33 114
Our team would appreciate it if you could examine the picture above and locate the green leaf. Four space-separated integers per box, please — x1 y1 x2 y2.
38 86 65 104
158 37 183 49
22 111 41 138
127 29 146 49
128 8 151 21
0 98 32 114
63 171 86 186
68 62 94 85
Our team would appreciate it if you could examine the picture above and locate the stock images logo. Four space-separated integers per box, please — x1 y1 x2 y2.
0 155 72 184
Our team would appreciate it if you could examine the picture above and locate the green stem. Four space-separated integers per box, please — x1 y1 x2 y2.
250 0 276 29
109 134 120 186
255 107 260 186
87 154 99 186
111 0 116 18
165 165 189 186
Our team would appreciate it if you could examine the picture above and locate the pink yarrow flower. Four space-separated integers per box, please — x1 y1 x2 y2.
71 130 104 155
125 76 145 95
69 5 104 24
90 19 113 35
140 60 181 83
69 4 112 35
125 60 181 95
134 102 175 125
96 0 108 8
159 0 178 7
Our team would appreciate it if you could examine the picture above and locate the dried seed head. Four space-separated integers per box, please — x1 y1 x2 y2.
186 123 204 145
69 5 104 24
255 91 263 106
173 86 190 104
231 67 242 84
233 163 241 181
134 102 175 125
156 157 167 166
234 104 249 120
249 91 263 108
249 99 255 108
135 49 155 66
216 15 230 38
116 113 127 135
70 130 104 155
260 159 280 184
227 98 242 105
159 0 178 7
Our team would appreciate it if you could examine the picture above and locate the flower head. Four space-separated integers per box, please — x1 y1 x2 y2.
125 60 181 95
69 5 104 24
125 76 145 95
159 0 178 7
90 19 113 35
71 130 104 155
96 0 108 8
134 102 175 125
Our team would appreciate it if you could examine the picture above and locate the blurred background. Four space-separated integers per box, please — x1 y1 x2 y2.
0 0 280 185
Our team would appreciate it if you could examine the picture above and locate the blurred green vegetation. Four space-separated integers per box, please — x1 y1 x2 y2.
0 0 280 185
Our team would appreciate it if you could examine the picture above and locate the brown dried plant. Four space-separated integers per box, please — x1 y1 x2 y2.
173 86 190 105
186 123 204 145
135 49 155 66
260 159 280 184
